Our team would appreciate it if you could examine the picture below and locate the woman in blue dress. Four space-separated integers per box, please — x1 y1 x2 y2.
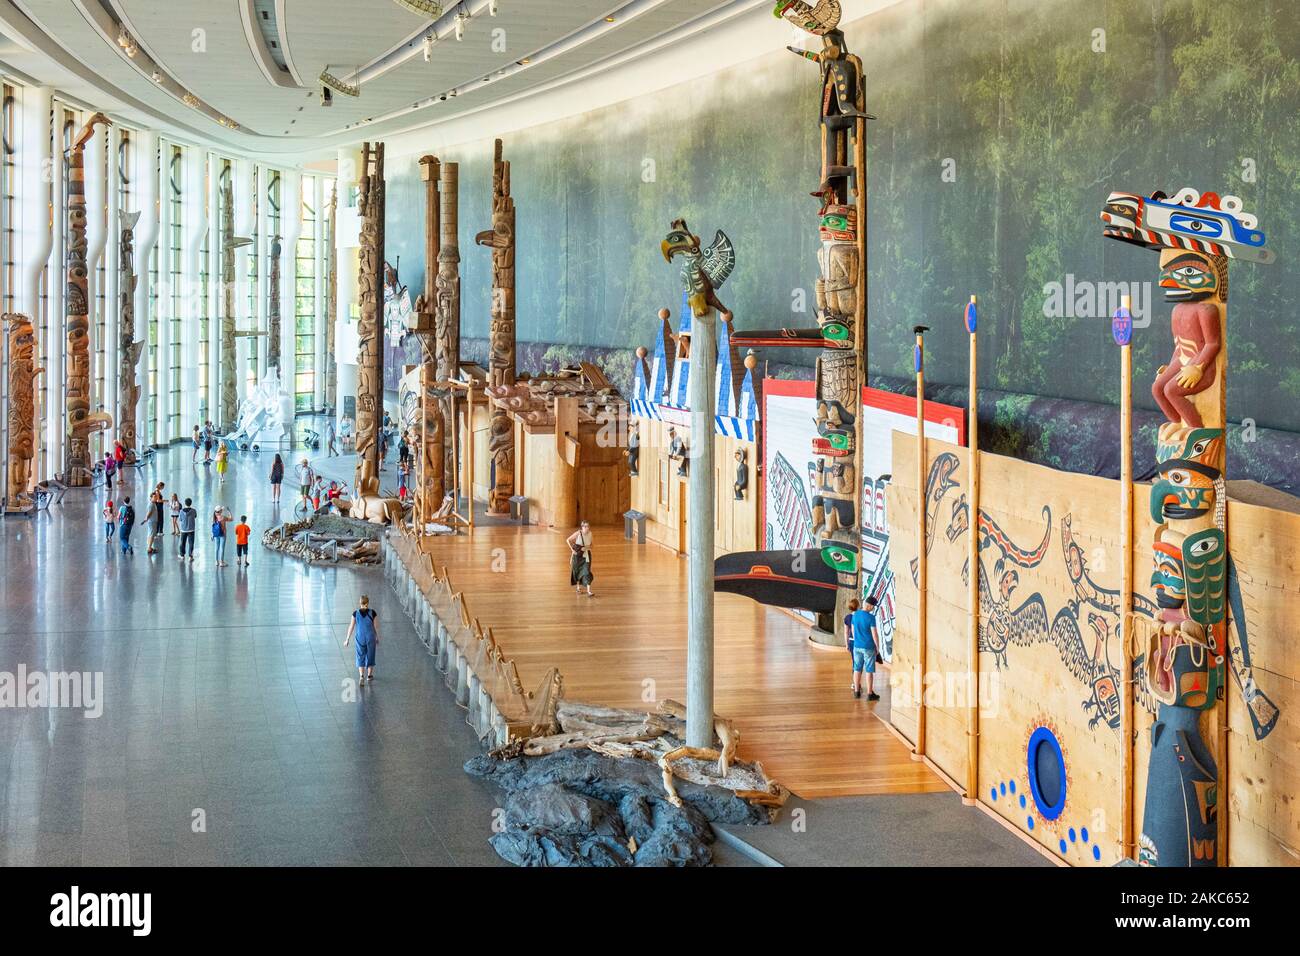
344 595 381 685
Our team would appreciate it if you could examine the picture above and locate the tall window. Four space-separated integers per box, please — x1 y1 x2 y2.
295 176 316 411
198 165 210 424
2 86 16 316
168 145 183 439
245 165 259 395
145 139 160 446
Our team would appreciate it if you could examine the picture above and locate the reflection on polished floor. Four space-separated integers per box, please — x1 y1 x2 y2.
0 433 506 866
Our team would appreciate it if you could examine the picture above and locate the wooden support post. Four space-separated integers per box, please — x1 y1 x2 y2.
913 323 930 760
1114 294 1136 860
963 297 979 803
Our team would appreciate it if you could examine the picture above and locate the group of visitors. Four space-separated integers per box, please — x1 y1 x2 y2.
101 479 251 567
191 421 220 465
843 597 881 701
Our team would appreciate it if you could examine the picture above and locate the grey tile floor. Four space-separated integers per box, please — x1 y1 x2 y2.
0 426 507 866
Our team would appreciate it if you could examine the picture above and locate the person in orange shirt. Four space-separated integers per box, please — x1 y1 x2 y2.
234 515 252 568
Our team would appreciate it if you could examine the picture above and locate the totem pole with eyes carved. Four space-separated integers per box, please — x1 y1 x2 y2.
475 139 516 515
66 112 114 484
1101 187 1273 867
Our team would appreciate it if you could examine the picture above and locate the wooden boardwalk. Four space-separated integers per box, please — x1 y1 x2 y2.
409 523 947 799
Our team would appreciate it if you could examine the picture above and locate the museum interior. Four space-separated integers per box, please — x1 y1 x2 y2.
0 0 1295 872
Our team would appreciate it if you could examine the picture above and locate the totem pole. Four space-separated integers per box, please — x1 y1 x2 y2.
325 187 338 412
475 139 516 515
118 210 144 462
4 313 42 511
267 234 283 372
662 218 736 749
436 161 461 495
220 173 253 429
412 154 445 523
65 112 114 484
355 141 386 492
709 3 869 638
1101 187 1274 866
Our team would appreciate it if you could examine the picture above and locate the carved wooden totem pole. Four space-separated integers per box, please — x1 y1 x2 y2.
267 234 283 372
220 173 253 429
118 210 143 463
475 139 515 514
411 154 445 523
1101 187 1274 866
65 112 113 484
325 187 338 411
4 313 42 510
355 141 386 492
436 161 461 495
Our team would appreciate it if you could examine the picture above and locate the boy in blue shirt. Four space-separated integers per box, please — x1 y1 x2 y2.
850 596 881 701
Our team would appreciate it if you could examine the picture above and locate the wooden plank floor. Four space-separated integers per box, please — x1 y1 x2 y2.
411 524 947 799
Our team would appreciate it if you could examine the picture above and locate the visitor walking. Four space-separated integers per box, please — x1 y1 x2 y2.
849 596 882 701
343 595 380 685
327 420 337 457
178 498 197 562
113 440 127 485
234 515 252 567
146 483 166 554
844 598 860 691
398 432 409 468
169 493 182 535
103 497 116 541
203 422 214 464
103 451 117 486
397 458 410 501
191 425 202 462
215 442 229 485
340 414 354 450
269 453 285 503
566 520 595 597
212 506 232 568
295 458 315 510
118 497 136 555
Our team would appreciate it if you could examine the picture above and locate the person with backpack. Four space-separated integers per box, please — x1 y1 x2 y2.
103 498 116 541
178 498 197 561
118 497 136 555
849 596 882 701
211 506 231 568
343 595 380 685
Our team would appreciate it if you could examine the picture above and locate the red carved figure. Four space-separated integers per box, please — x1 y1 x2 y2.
1151 251 1225 428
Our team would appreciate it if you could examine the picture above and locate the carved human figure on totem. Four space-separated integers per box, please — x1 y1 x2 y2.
1152 250 1226 428
5 314 42 503
475 141 516 514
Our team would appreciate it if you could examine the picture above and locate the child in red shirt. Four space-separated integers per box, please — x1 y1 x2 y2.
234 516 252 567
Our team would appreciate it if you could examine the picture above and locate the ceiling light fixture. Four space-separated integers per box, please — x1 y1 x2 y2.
116 24 138 58
454 4 468 40
488 0 499 15
423 34 434 62
150 69 163 83
393 0 444 16
182 93 200 109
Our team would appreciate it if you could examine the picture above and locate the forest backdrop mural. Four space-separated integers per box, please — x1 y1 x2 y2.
384 0 1300 445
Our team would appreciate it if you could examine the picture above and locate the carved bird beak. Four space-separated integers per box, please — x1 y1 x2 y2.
661 239 674 262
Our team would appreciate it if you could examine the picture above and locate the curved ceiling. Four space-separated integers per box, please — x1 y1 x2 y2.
0 0 766 162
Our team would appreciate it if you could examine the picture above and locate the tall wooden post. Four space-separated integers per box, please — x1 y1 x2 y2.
1112 294 1136 859
963 297 980 802
65 112 113 484
913 323 930 758
118 211 143 462
355 141 385 493
415 155 445 527
476 140 516 515
267 234 283 372
436 162 461 505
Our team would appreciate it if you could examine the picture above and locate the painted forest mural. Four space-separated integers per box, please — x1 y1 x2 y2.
384 0 1300 437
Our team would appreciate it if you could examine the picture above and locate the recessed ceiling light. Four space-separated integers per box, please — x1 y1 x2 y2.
605 16 616 22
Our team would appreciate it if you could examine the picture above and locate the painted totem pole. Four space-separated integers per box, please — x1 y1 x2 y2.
118 210 144 462
475 139 516 515
325 187 338 412
1101 187 1273 866
412 154 445 521
4 313 42 510
65 112 113 484
267 234 283 372
220 173 253 429
720 2 869 635
355 141 386 492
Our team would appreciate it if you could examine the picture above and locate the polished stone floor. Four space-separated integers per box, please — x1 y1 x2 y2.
0 424 507 866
